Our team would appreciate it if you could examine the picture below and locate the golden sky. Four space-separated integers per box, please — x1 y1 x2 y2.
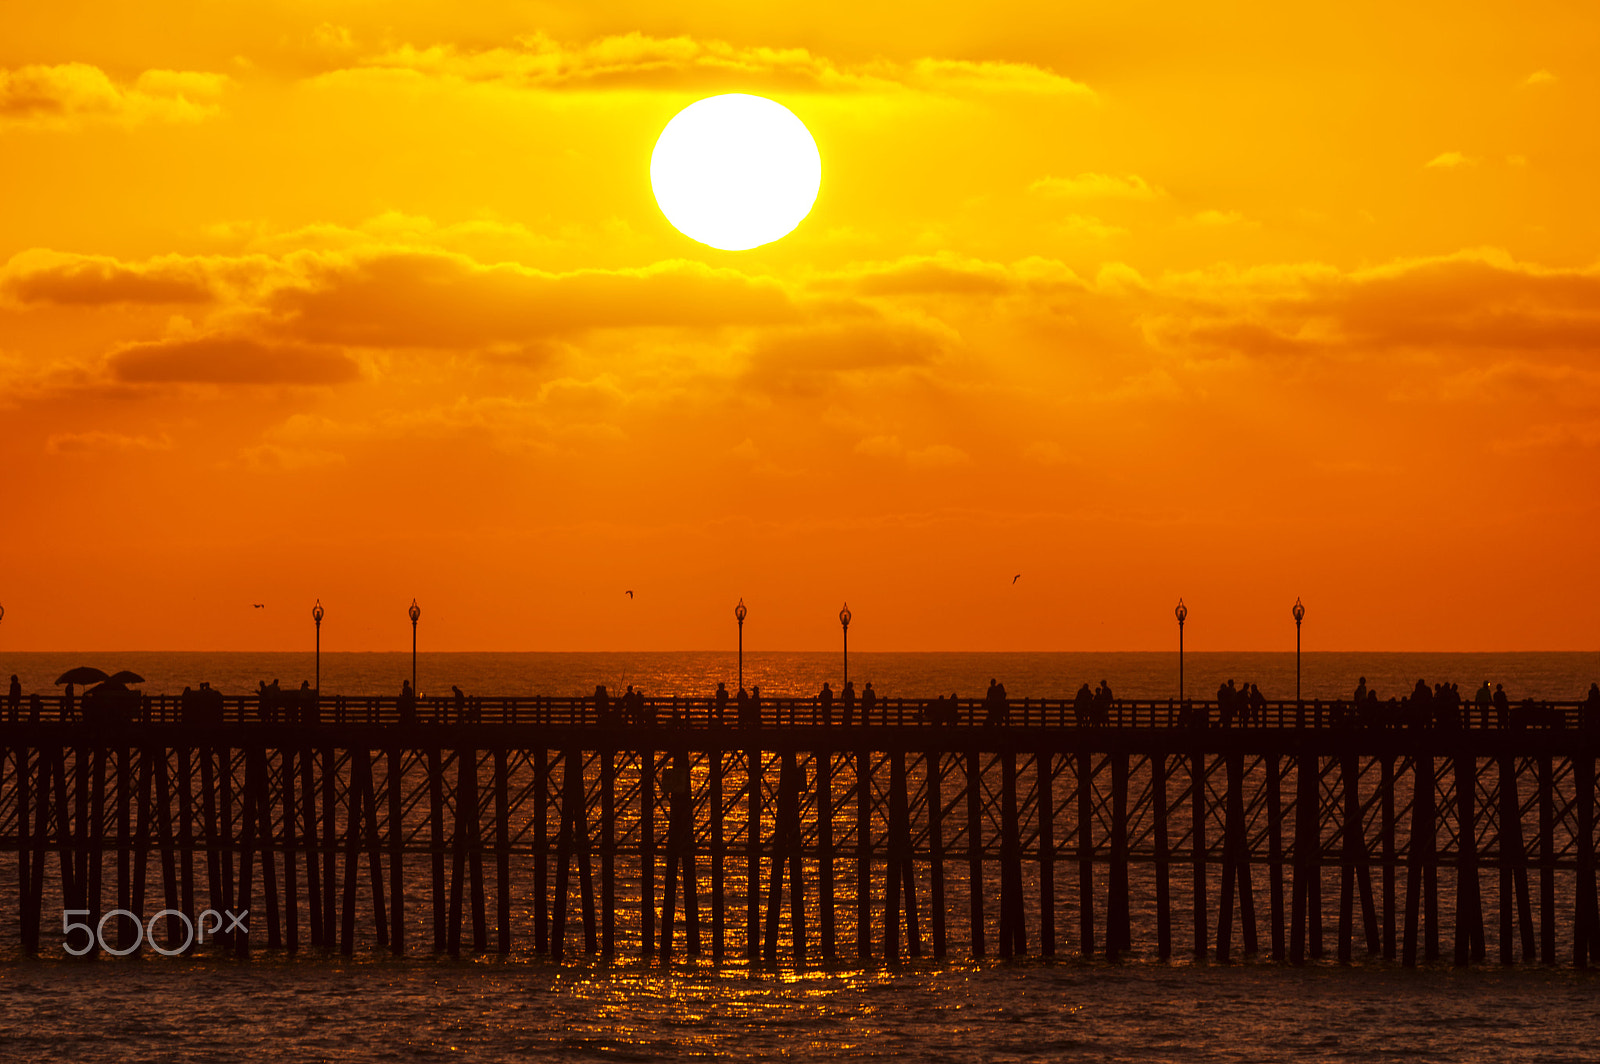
2 1 1597 652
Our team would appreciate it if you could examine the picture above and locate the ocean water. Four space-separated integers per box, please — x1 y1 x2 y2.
2 650 1598 1061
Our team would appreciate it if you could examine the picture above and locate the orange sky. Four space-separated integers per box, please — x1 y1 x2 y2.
2 1 1597 652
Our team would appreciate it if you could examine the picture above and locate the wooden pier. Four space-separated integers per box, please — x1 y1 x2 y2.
1 692 1597 965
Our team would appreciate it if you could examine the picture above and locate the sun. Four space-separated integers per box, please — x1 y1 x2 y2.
650 94 822 252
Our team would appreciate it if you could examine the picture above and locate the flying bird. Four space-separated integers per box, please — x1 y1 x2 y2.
253 603 265 608
1012 574 1021 584
625 590 634 598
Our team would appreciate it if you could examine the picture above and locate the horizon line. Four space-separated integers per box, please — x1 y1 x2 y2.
3 647 1595 655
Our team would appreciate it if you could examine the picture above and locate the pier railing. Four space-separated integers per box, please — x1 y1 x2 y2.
8 692 1592 730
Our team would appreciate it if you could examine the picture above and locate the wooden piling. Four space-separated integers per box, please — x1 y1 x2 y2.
428 747 444 953
1154 751 1172 961
389 746 405 955
967 750 984 958
929 750 948 959
1038 751 1055 958
710 748 725 963
1079 749 1095 957
1108 752 1130 958
533 747 548 954
1575 746 1595 967
1380 756 1395 961
494 748 509 955
1539 752 1554 964
602 749 616 957
818 748 835 961
1192 748 1207 960
749 744 764 961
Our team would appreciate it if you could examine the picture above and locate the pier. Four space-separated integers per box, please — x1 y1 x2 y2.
2 692 1597 966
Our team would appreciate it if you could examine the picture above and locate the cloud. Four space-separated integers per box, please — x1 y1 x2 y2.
0 63 229 128
742 317 953 395
1184 209 1253 227
1022 441 1072 466
906 443 973 469
1147 250 1600 362
269 251 801 348
1029 173 1164 200
236 443 347 471
816 254 1086 298
327 32 1095 100
45 430 173 455
107 335 361 385
852 435 971 469
1425 151 1476 169
1 249 217 306
1523 70 1556 86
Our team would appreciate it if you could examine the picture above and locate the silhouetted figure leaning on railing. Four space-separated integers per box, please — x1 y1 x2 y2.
1584 683 1600 731
860 682 875 725
397 680 418 725
819 682 833 726
982 679 1010 725
181 682 225 725
714 682 728 724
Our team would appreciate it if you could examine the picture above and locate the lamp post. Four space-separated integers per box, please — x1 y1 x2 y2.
1175 598 1188 702
1292 597 1305 703
735 598 747 690
840 603 852 686
409 599 421 696
312 600 324 693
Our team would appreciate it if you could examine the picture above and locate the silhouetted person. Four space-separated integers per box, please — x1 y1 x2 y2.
63 682 75 722
1475 681 1492 707
1436 681 1461 729
818 682 833 726
397 679 418 725
841 680 856 726
1074 682 1094 726
1095 680 1114 727
624 685 638 724
750 686 763 728
1584 683 1600 731
715 682 729 724
1354 677 1368 705
736 685 752 727
451 685 465 724
6 675 20 724
1249 683 1266 724
983 678 1010 725
594 685 611 725
1493 683 1510 728
860 682 875 726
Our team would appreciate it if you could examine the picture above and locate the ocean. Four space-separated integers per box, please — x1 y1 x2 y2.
2 650 1598 1062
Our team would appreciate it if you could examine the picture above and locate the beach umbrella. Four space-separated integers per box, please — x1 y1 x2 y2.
56 667 109 686
107 671 145 685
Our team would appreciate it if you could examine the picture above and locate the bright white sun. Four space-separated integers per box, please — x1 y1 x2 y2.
650 94 822 251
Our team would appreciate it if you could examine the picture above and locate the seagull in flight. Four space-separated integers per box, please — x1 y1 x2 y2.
1012 574 1021 584
625 590 634 598
253 603 265 608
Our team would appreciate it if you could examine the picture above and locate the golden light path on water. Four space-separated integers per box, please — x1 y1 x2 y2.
1 955 1596 1061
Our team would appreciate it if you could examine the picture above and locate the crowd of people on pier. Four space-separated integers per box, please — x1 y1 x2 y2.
5 670 1600 730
